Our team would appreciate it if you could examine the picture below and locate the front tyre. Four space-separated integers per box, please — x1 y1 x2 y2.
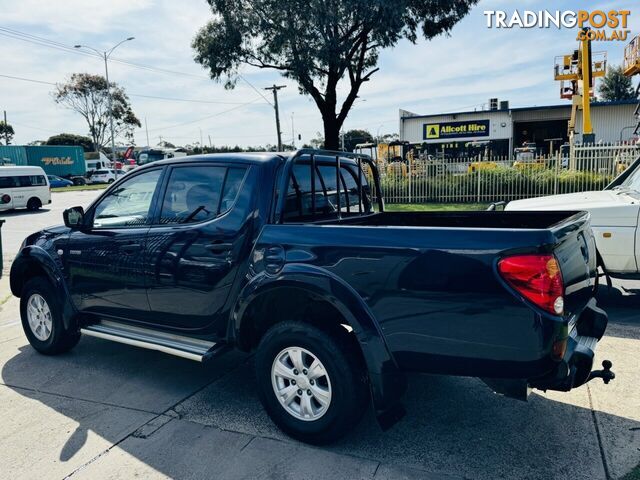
20 277 80 355
255 321 368 444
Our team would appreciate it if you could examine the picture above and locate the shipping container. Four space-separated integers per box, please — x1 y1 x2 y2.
0 146 86 177
0 145 27 166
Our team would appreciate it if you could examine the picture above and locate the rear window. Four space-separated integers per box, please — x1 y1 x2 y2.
283 162 372 222
94 170 109 175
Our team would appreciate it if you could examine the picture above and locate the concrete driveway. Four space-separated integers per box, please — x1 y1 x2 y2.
0 191 638 479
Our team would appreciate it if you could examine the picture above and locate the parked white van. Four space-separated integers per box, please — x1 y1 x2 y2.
0 166 51 212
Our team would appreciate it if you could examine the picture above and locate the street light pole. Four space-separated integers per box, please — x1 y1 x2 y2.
75 37 134 180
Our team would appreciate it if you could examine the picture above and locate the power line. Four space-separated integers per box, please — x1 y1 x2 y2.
0 27 273 106
0 73 260 105
125 92 253 105
143 97 266 133
0 73 55 86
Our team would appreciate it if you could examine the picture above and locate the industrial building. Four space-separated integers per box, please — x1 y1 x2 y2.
399 99 637 159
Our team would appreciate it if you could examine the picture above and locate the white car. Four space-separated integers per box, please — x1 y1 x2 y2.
507 160 640 279
89 169 127 184
0 166 51 211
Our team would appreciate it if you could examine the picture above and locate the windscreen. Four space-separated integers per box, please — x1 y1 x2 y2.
619 163 640 192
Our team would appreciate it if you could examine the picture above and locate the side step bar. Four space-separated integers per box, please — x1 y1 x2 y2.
81 320 227 362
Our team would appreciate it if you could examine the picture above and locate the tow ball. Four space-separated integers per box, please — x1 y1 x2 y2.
587 360 615 384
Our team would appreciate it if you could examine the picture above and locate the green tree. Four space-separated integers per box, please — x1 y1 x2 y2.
598 65 637 101
192 0 478 149
53 73 141 150
343 129 373 152
378 132 399 144
46 133 95 151
0 121 15 145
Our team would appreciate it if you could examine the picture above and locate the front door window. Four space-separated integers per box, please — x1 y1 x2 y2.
92 169 162 228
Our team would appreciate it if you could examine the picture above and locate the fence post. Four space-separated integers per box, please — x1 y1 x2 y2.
554 151 559 194
408 160 412 203
476 167 481 203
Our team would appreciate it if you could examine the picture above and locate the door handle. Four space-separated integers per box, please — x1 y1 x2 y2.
205 242 233 253
121 243 143 254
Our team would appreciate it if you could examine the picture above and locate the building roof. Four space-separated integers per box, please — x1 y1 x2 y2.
400 99 637 121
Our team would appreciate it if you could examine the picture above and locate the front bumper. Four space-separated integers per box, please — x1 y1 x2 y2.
529 298 614 392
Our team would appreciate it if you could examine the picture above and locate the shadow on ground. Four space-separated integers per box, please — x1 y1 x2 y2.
2 330 639 480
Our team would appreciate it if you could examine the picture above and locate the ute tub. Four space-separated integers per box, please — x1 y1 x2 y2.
337 210 588 230
259 208 598 389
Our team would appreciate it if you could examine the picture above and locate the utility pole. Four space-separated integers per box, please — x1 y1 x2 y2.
75 37 134 180
3 110 8 145
264 84 286 150
208 135 213 148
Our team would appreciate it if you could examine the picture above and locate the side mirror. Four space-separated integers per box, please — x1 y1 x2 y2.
63 206 85 229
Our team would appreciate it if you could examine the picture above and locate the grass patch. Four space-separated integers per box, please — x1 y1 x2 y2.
385 203 489 212
622 463 640 480
52 184 108 192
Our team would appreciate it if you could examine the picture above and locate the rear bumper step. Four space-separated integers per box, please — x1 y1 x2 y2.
529 299 614 392
81 320 226 362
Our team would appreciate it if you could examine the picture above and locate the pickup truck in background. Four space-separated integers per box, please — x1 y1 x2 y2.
10 149 614 444
507 154 640 280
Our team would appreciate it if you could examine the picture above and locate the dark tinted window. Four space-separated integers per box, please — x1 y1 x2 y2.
0 176 16 188
17 175 47 187
283 164 325 221
159 165 247 225
220 168 247 212
283 162 371 222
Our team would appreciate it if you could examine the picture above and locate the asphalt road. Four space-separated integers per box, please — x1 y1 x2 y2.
0 190 638 479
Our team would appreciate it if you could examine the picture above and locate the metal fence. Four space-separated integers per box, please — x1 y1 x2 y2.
374 143 639 204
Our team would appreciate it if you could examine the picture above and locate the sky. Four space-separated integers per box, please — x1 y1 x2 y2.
0 0 638 148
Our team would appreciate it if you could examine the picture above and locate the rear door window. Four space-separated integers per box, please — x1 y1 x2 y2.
158 165 247 225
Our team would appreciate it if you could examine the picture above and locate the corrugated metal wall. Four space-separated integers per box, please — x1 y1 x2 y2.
511 107 570 122
0 145 28 165
401 102 638 145
576 103 637 143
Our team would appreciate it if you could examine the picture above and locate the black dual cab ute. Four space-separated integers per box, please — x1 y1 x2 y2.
10 149 614 443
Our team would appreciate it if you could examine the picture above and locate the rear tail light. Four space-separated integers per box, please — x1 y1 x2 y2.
498 254 564 315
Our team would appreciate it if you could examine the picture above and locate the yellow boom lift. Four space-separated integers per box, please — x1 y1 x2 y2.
623 34 640 137
554 28 607 145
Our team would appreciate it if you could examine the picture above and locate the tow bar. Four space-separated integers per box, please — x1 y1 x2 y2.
587 360 615 384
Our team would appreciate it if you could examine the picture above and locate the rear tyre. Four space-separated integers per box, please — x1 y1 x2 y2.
255 321 368 444
107 179 115 183
26 197 42 211
20 277 80 355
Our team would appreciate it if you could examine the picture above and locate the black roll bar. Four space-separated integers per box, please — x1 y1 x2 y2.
278 148 383 223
